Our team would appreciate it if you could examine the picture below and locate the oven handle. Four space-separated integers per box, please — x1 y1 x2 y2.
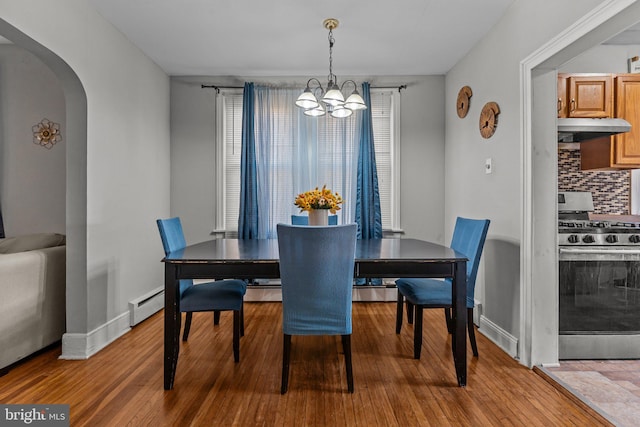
559 247 640 255
559 247 640 261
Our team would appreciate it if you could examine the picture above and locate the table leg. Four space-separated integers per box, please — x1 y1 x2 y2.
453 260 467 387
164 263 181 390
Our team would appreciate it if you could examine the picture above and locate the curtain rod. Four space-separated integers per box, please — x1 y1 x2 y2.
201 84 407 93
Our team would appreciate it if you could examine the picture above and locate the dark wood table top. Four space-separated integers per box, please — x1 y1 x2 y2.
163 237 466 264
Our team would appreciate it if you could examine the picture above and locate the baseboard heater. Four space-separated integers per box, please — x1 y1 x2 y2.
129 286 164 326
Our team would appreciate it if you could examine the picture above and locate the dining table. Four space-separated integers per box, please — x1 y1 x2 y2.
161 237 468 390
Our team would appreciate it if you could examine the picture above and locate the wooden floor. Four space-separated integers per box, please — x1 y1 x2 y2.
0 303 612 426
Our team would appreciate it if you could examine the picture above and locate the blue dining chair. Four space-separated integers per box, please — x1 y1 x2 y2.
157 217 247 362
291 214 338 225
277 223 357 394
395 217 490 359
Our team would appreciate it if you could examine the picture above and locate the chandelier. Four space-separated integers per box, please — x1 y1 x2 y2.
295 18 367 118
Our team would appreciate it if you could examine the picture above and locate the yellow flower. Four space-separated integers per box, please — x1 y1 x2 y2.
294 185 343 214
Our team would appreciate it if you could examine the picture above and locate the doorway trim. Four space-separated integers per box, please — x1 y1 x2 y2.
520 0 639 367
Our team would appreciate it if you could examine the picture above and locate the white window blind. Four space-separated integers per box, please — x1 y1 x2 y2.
221 91 243 234
217 88 399 233
370 89 394 231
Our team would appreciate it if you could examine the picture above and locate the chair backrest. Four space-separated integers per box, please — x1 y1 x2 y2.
450 217 490 308
156 217 193 295
291 214 338 225
277 223 357 336
157 217 187 254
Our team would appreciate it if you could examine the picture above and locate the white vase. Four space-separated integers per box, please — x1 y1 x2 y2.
308 209 328 226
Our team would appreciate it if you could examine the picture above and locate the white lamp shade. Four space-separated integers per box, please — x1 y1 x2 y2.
296 90 319 109
322 88 345 106
344 92 367 110
331 105 353 118
304 103 326 117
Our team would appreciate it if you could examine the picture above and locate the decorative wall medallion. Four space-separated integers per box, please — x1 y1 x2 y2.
456 86 472 118
32 118 62 149
479 102 500 139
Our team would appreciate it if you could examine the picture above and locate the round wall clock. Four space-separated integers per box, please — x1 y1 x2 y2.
479 102 500 139
456 86 473 118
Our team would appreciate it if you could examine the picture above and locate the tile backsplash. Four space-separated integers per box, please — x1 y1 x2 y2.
558 148 630 214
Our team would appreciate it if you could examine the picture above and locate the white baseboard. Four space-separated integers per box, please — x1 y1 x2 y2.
541 362 561 368
245 286 282 302
245 285 397 302
60 312 131 360
478 315 519 358
473 300 482 325
353 286 397 301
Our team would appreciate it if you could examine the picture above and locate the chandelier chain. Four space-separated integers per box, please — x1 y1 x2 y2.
327 28 335 84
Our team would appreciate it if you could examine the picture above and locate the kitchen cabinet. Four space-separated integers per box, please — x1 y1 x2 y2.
557 73 613 118
580 74 640 170
612 74 640 166
557 76 567 118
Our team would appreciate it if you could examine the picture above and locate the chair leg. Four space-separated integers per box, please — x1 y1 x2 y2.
214 310 221 326
240 303 245 337
396 291 404 334
413 305 423 359
281 334 292 394
468 308 479 357
407 301 414 324
182 312 193 341
233 310 240 363
444 308 453 334
342 335 354 393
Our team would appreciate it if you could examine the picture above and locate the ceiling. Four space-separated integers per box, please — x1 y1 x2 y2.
3 2 640 76
87 0 516 77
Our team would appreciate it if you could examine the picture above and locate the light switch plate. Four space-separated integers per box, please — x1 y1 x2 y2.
485 158 492 174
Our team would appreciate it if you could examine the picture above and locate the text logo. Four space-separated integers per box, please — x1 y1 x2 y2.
1 405 69 426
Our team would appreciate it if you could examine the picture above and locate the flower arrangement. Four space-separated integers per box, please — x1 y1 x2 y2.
294 185 343 214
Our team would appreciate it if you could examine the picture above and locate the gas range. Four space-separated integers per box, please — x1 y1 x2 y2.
558 191 640 246
558 220 640 246
558 192 640 360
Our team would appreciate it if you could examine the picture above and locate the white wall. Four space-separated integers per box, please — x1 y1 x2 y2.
445 0 603 363
0 0 171 358
0 44 65 236
561 43 640 72
170 75 446 245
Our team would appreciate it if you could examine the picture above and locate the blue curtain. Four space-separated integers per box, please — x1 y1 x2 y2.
355 82 383 240
238 82 259 239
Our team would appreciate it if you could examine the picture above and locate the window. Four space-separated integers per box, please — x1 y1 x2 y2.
370 89 400 232
215 88 400 235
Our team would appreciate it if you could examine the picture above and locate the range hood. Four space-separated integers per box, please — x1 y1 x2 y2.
557 117 631 142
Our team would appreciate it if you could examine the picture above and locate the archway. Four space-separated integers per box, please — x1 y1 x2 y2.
0 18 88 354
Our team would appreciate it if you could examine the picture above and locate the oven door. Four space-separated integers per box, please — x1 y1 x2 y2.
559 246 640 359
559 246 640 297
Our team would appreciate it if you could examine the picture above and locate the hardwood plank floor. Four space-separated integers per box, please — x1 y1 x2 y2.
0 303 612 426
